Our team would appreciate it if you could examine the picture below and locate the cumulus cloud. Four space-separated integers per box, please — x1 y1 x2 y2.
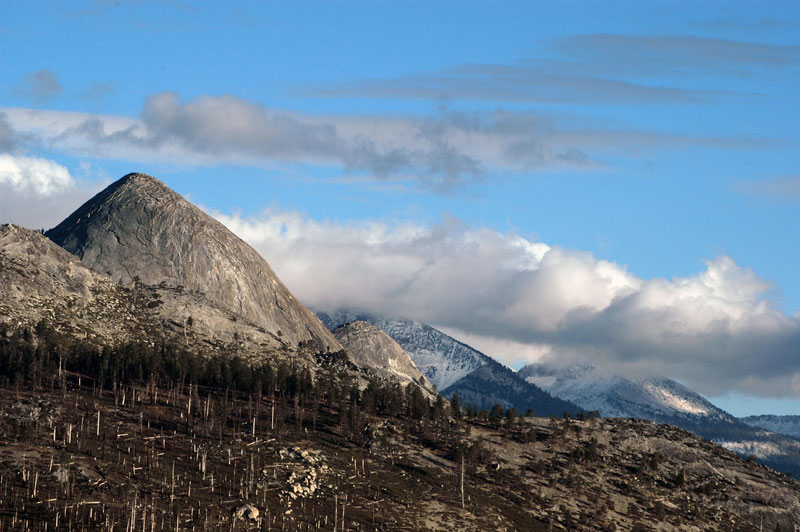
0 154 105 229
13 69 63 105
214 209 800 398
1 95 770 189
0 153 73 196
0 114 16 152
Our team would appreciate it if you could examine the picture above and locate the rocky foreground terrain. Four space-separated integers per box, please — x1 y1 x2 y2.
0 357 799 532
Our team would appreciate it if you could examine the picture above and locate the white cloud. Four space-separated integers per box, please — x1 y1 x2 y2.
0 154 106 229
0 153 74 196
214 208 800 398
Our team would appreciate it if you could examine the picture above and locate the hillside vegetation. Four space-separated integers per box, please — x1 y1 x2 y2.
1 324 799 531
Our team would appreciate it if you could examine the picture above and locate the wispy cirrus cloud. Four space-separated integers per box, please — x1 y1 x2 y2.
554 34 800 76
739 175 800 202
696 18 795 33
312 63 722 105
311 34 799 104
0 91 776 190
80 81 117 103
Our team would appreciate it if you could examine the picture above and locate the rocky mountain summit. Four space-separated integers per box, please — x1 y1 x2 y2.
319 311 486 390
46 173 340 354
332 320 435 394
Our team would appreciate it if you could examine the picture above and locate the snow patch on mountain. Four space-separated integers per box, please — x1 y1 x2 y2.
519 364 724 421
719 440 800 460
640 381 711 416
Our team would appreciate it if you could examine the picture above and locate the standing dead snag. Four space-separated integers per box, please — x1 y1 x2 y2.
460 454 465 509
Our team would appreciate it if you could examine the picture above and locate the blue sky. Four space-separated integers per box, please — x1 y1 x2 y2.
1 1 799 416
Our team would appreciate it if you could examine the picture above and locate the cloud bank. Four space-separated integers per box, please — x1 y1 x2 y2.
215 209 800 398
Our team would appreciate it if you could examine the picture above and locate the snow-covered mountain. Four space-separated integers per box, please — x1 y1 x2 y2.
741 415 800 439
317 311 484 391
518 363 800 476
518 363 733 424
316 310 581 416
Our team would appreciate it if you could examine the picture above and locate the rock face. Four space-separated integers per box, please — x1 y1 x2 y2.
333 321 434 393
0 224 143 344
318 312 486 391
46 173 340 354
0 224 305 360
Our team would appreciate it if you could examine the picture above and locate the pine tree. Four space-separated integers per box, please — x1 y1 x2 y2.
450 393 462 419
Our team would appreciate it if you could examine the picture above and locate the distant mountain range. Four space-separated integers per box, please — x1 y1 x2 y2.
519 362 800 476
518 363 733 425
317 310 800 476
317 310 582 417
742 415 800 439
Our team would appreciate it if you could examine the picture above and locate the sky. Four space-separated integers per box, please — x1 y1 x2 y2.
1 0 799 416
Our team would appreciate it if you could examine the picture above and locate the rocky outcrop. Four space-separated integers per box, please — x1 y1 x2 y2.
333 321 434 394
0 223 146 344
46 173 341 354
1 224 309 362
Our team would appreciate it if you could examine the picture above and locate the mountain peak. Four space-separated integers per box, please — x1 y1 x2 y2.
111 172 173 194
46 172 341 353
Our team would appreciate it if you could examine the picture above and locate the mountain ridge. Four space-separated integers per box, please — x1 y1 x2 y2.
317 310 581 416
742 415 800 439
